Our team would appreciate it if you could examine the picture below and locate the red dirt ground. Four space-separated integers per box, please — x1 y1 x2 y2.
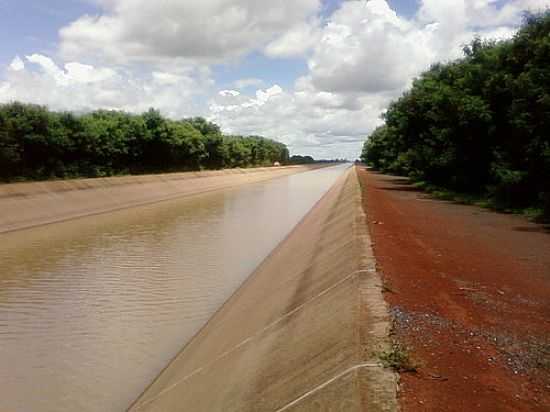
357 168 550 412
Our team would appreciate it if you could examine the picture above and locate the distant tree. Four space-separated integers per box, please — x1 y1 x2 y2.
289 155 315 165
0 103 291 181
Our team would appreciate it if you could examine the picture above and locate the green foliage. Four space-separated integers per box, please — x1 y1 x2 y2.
361 11 550 218
379 344 417 373
289 155 315 165
0 104 290 181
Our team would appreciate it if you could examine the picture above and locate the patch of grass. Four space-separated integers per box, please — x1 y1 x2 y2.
431 189 459 202
413 182 548 222
533 343 550 370
379 344 417 373
522 207 546 222
412 181 429 190
474 199 492 209
424 186 481 205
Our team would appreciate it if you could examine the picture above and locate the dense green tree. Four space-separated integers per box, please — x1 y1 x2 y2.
186 117 221 137
166 121 208 169
0 104 291 181
224 136 252 168
361 11 550 217
289 155 315 165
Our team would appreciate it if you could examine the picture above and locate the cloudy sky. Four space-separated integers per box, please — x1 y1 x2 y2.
1 0 549 159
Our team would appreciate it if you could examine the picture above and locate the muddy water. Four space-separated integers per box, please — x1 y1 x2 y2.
0 164 349 412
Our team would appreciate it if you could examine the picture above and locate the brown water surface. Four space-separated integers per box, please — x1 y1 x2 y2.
0 165 348 412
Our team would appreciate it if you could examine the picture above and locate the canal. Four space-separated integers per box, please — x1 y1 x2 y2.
0 164 349 412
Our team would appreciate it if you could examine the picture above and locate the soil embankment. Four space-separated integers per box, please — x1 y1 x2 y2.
129 166 398 411
0 166 321 234
358 168 550 411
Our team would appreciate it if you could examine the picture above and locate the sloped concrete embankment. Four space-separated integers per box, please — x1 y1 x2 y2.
129 166 398 412
0 166 317 234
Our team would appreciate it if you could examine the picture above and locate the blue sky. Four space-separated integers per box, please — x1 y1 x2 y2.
212 0 420 89
0 1 417 58
0 0 96 65
0 0 419 85
0 0 546 158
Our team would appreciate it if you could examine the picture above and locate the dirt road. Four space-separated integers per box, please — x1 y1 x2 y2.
358 168 550 411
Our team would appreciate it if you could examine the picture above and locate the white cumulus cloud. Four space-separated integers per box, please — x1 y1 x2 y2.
3 0 550 160
59 0 321 64
207 0 550 159
0 54 212 119
233 78 264 89
9 56 25 72
219 90 241 97
264 19 322 58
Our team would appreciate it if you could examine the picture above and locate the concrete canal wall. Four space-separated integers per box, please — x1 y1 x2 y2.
129 166 398 412
0 165 318 234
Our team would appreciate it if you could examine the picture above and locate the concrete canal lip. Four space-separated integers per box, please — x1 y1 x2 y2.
129 166 398 412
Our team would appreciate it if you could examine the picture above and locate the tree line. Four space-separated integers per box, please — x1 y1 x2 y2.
289 155 315 164
361 12 550 219
0 103 290 181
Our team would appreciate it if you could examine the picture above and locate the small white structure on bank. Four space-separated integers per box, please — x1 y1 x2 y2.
273 162 281 167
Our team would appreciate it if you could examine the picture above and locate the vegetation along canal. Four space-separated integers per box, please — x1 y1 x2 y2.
0 164 349 412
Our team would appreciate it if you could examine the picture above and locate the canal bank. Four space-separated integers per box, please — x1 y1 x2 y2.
1 165 350 412
0 165 320 234
130 166 398 411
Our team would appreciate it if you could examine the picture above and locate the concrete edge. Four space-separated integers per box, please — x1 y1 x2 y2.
0 165 326 198
127 166 399 411
0 165 323 234
351 167 400 411
126 166 355 411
